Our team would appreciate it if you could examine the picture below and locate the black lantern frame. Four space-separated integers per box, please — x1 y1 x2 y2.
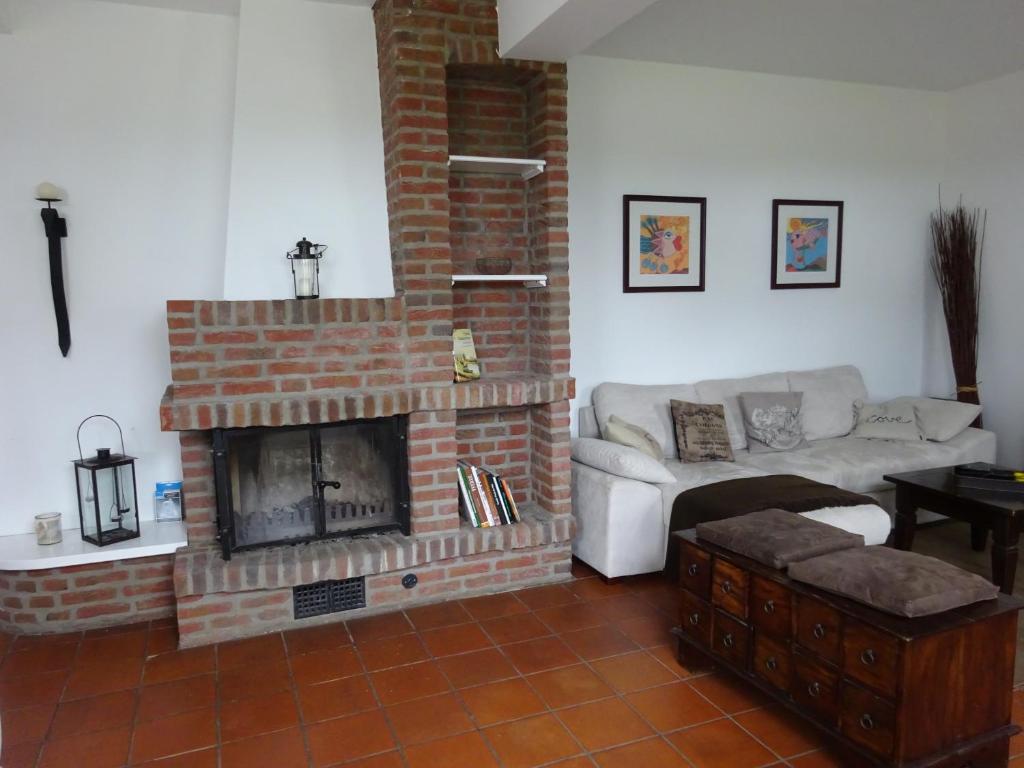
286 237 326 300
73 415 140 547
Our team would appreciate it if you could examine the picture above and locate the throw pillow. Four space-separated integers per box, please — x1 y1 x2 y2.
851 400 924 441
670 400 735 463
604 415 663 460
570 438 676 483
888 397 981 442
738 391 808 453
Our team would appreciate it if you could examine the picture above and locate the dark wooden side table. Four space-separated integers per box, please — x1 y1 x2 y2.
885 467 1024 595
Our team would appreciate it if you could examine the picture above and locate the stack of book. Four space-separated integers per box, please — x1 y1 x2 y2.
457 459 521 527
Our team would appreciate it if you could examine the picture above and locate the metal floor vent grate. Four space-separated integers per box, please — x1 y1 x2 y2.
293 577 366 620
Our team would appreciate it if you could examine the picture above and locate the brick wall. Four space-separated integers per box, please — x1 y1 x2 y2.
0 555 175 634
166 298 412 400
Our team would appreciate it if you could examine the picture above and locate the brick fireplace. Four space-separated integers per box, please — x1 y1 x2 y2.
157 0 575 647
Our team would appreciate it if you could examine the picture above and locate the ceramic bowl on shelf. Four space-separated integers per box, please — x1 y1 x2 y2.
475 256 512 275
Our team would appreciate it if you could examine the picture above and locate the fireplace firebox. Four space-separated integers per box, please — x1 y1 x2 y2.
211 416 410 559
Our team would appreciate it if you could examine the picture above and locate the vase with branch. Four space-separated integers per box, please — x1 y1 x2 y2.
929 197 986 424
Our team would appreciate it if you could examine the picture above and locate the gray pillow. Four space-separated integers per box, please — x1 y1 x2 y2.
789 546 998 617
888 397 981 442
851 400 924 441
738 391 808 453
604 415 663 460
696 508 864 569
670 400 734 463
570 438 675 483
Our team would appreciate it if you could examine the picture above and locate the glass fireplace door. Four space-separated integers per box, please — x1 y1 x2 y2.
226 427 318 548
213 416 410 559
318 421 403 536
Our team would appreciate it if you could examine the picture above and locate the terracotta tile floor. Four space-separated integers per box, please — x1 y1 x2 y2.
3 560 1024 767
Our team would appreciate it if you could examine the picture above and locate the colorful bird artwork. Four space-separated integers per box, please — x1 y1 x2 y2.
785 218 829 271
639 215 690 274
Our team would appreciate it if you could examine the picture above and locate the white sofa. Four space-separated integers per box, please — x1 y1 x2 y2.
571 365 996 579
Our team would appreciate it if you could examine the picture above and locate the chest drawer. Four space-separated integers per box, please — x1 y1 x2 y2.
711 610 750 667
679 540 712 599
711 558 749 619
795 595 842 664
842 620 900 699
679 589 712 648
793 650 840 726
753 632 791 693
750 575 792 639
841 683 896 759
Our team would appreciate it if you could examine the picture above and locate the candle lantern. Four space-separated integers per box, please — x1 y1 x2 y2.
73 415 140 546
286 237 326 300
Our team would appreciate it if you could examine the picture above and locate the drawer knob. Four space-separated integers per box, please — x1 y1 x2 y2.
687 563 699 577
812 623 826 640
859 713 875 731
765 656 778 672
807 681 822 698
860 649 877 666
762 600 775 615
722 633 734 649
688 612 701 626
721 580 733 594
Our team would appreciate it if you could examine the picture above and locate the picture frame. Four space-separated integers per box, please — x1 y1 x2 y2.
771 199 843 289
622 194 706 293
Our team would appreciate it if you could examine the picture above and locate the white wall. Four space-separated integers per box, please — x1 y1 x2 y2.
222 0 392 300
568 56 949 426
0 0 237 534
944 70 1024 465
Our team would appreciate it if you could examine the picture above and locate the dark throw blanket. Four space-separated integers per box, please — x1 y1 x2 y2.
665 474 876 573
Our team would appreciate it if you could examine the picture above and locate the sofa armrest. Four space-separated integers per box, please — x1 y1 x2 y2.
571 461 667 578
571 438 675 483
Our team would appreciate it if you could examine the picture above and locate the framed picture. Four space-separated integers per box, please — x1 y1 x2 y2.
771 199 843 289
622 195 706 292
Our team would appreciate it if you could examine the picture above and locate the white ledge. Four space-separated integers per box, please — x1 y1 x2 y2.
0 520 187 571
452 274 548 287
448 155 546 180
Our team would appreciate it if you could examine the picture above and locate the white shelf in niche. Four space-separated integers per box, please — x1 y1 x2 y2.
452 274 548 288
448 155 545 180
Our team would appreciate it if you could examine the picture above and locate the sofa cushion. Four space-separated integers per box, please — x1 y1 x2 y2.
739 391 808 453
571 438 676 484
695 372 790 451
604 415 663 460
592 382 699 459
786 365 868 441
789 546 998 617
889 397 982 442
671 400 734 463
696 508 864 569
852 400 924 441
735 427 997 494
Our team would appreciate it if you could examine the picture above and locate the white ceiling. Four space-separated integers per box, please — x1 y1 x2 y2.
585 0 1024 91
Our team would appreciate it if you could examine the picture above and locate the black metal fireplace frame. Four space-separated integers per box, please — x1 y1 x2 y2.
211 415 410 560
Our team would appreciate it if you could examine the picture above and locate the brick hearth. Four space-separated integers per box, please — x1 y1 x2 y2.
150 0 575 647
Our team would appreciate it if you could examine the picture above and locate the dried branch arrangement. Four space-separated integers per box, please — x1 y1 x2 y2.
929 199 986 413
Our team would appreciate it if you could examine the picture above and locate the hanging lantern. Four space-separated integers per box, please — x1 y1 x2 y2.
286 237 326 300
73 415 140 546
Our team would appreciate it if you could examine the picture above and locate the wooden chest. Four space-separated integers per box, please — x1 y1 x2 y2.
674 530 1024 767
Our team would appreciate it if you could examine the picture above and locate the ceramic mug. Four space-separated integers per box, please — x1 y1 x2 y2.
34 512 62 546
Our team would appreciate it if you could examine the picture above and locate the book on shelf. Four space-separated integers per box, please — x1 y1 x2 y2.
453 328 481 382
457 459 520 528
